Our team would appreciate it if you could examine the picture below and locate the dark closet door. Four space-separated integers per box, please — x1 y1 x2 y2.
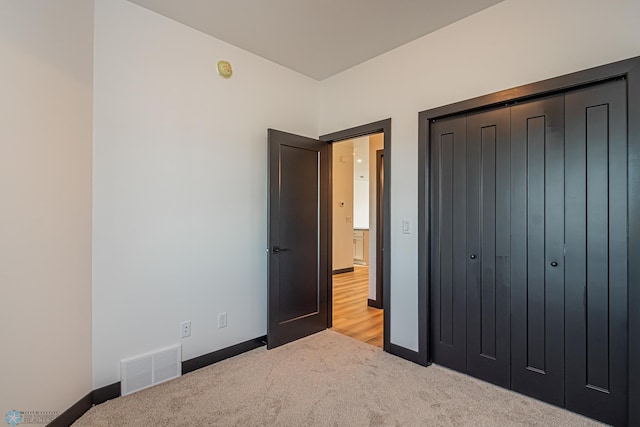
510 95 565 406
465 108 511 388
430 115 467 372
564 80 628 426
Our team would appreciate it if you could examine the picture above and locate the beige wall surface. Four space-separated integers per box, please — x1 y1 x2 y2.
0 0 93 417
332 140 355 271
319 0 640 350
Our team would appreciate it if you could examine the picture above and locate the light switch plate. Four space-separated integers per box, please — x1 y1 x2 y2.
218 312 228 329
402 220 411 234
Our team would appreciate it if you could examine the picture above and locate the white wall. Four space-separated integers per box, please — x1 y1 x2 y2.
353 136 370 229
0 0 93 416
92 0 318 388
353 181 369 229
318 0 640 350
332 140 354 271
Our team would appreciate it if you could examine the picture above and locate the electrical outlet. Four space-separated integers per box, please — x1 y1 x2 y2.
180 320 191 338
218 312 228 329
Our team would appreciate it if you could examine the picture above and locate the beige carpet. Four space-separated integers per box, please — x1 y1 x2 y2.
74 330 602 426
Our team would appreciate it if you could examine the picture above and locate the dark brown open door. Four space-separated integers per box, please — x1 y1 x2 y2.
267 129 329 349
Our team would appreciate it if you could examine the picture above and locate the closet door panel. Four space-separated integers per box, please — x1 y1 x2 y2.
466 108 511 388
510 95 565 406
565 80 628 426
430 116 467 372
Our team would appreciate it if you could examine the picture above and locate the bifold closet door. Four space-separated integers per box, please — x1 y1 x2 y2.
430 78 630 426
510 95 565 407
565 80 628 427
430 115 467 372
431 108 511 388
465 108 511 388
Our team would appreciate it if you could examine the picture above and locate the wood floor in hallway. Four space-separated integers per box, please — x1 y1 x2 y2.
331 265 383 348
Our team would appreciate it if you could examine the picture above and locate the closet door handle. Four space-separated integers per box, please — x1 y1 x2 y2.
272 246 289 254
550 261 558 267
469 254 477 260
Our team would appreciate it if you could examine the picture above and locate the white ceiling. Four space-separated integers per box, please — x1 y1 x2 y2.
127 0 504 81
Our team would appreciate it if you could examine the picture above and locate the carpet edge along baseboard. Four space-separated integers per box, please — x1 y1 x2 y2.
46 335 267 427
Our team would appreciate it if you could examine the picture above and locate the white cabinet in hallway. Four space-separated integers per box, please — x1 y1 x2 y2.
353 229 369 265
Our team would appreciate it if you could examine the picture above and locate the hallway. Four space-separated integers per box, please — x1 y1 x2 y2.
331 266 383 348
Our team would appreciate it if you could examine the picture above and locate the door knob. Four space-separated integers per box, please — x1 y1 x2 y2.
469 254 477 260
272 246 289 253
550 261 558 267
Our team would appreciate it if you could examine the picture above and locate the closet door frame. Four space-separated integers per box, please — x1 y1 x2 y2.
418 56 640 426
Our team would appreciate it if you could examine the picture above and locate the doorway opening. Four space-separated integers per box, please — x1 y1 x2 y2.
266 119 390 351
329 133 384 348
